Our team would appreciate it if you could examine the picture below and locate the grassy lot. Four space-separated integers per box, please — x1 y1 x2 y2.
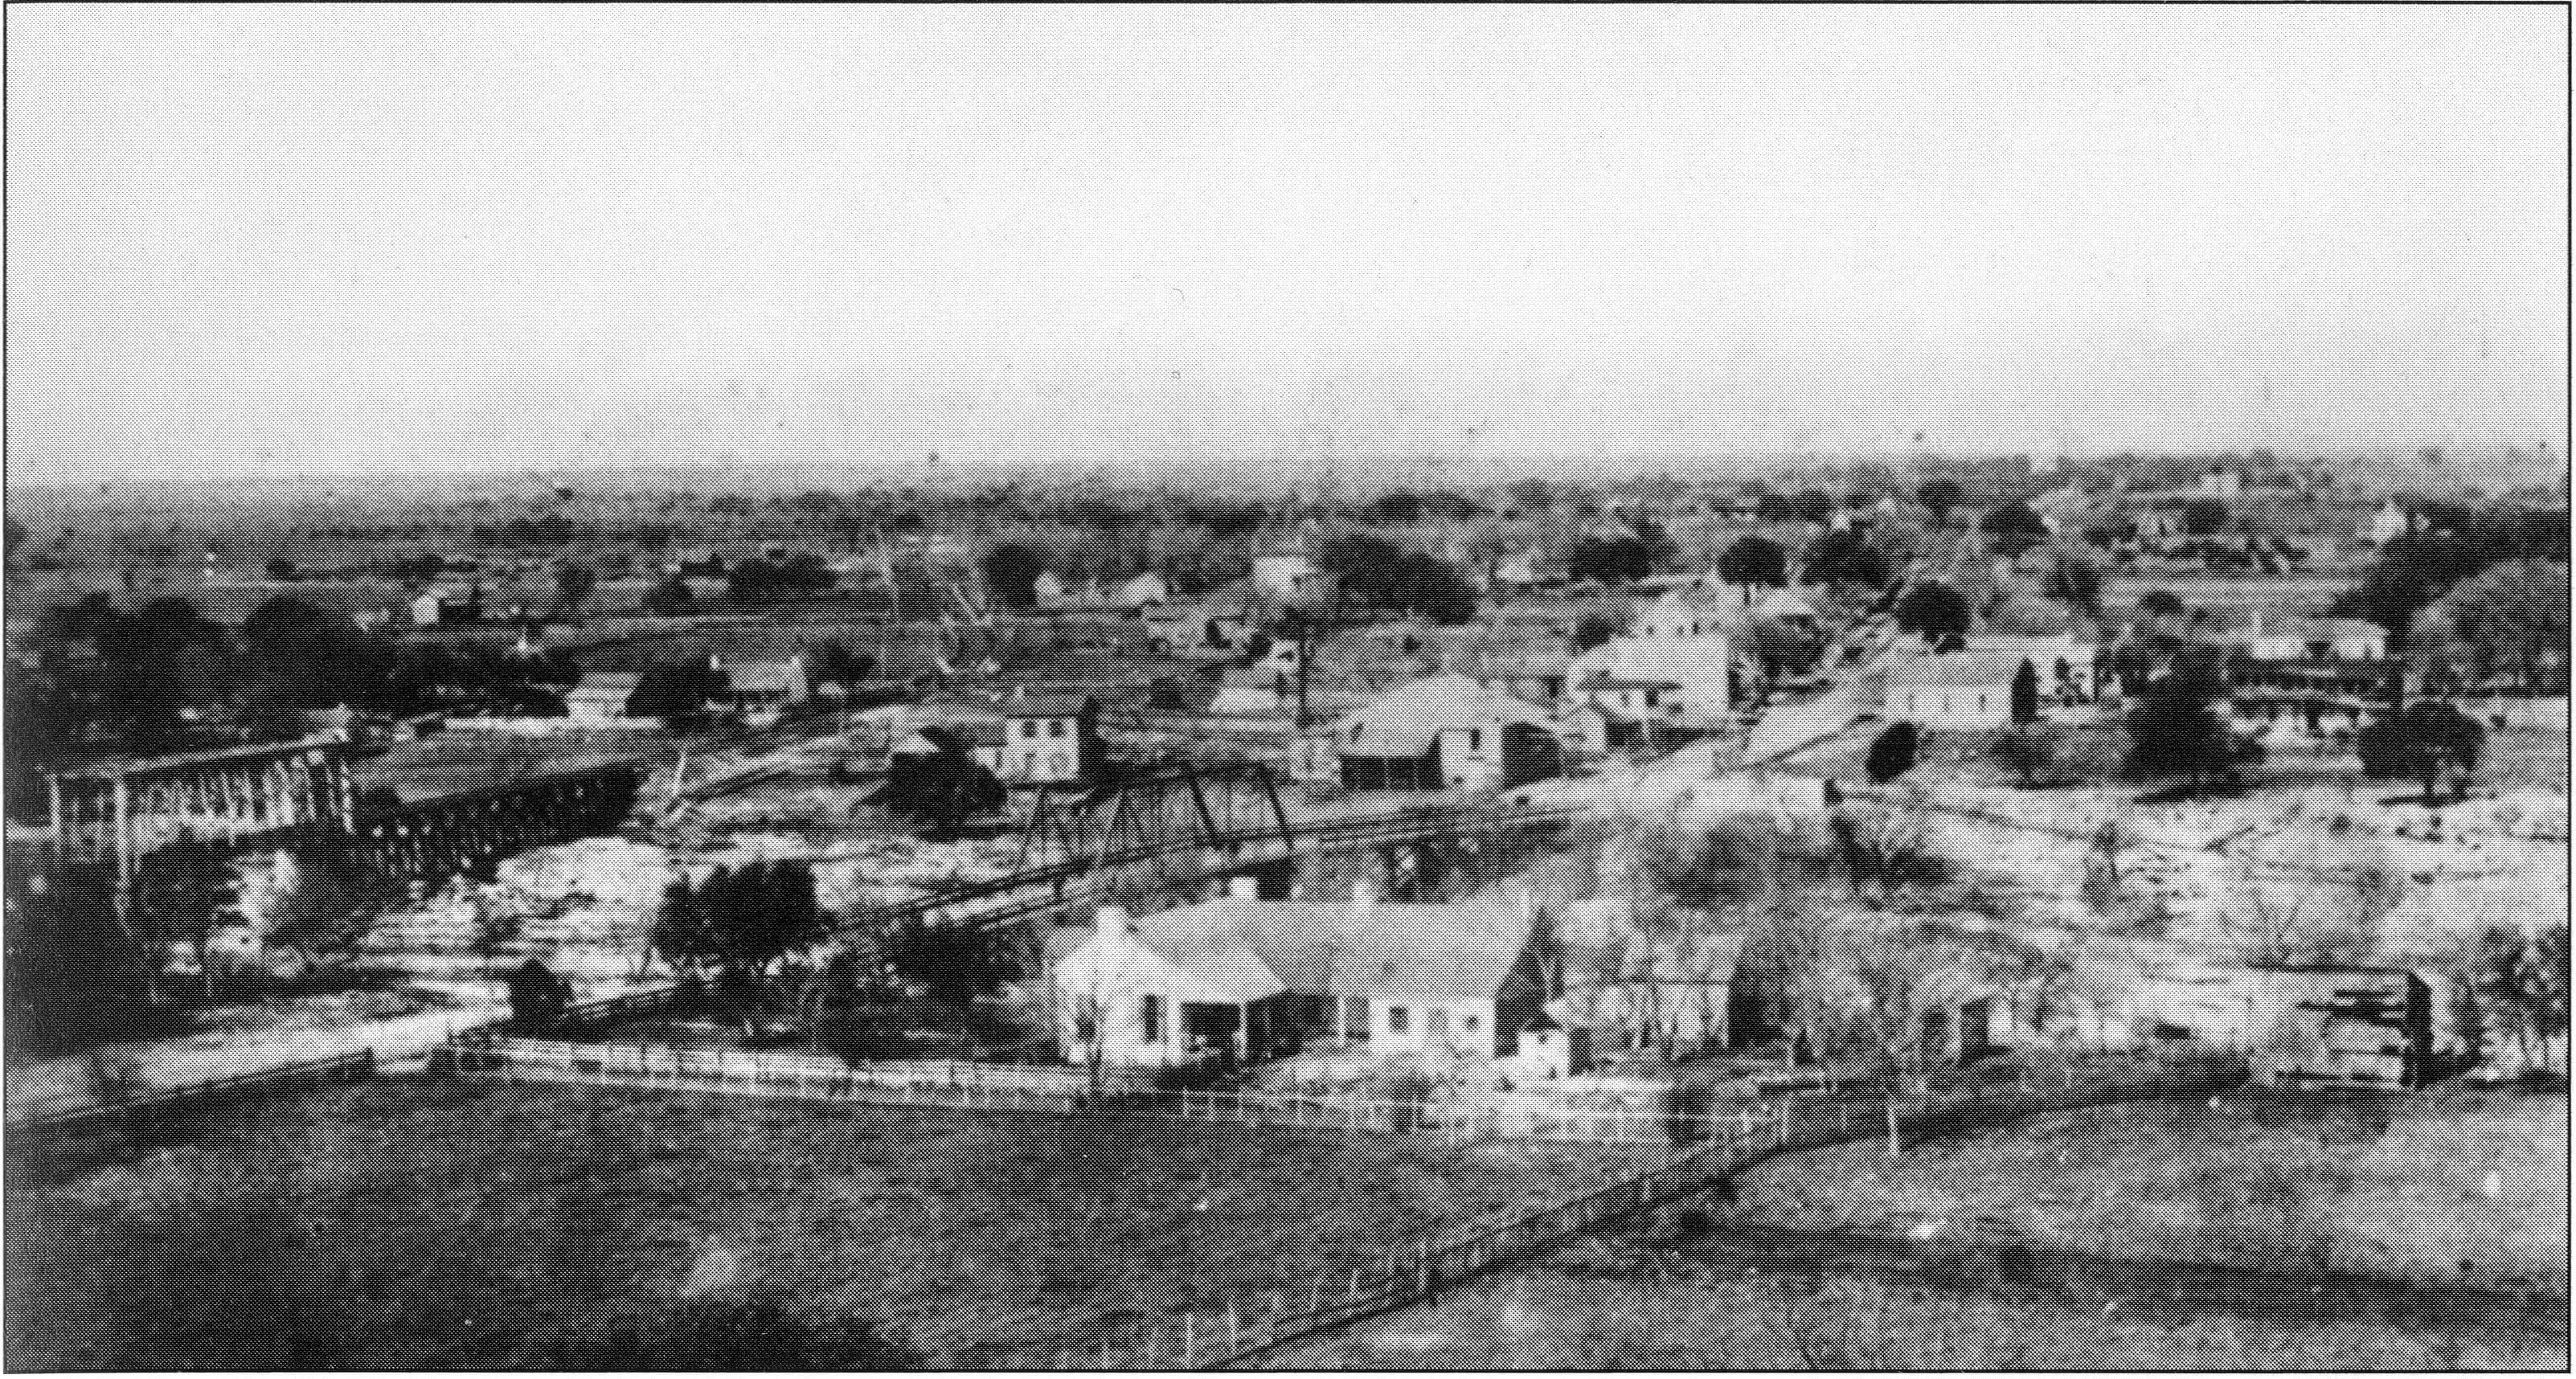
1267 1239 2564 1370
5 1078 1648 1368
1729 1085 2569 1295
2484 718 2572 795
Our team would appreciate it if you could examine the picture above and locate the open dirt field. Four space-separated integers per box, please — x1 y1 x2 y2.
1264 1238 2565 1370
5 1078 1649 1368
1729 1085 2570 1295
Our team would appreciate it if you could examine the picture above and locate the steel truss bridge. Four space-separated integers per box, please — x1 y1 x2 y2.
866 761 1583 938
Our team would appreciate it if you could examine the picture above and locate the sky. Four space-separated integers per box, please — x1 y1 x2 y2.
6 6 2567 484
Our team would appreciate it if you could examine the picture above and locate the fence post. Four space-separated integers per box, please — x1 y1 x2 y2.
1227 1296 1241 1352
1182 1311 1195 1367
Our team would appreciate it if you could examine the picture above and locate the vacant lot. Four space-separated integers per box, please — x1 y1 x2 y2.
1267 1240 2564 1370
6 1078 1646 1368
1730 1085 2569 1295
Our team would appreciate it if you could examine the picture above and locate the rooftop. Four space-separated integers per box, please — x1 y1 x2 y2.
1333 672 1557 756
1054 893 1535 1004
1885 649 2033 689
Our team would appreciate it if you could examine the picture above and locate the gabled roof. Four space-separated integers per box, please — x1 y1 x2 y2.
1059 894 1535 1003
1886 650 2033 690
1005 694 1096 718
567 670 643 698
1333 673 1556 756
727 659 805 693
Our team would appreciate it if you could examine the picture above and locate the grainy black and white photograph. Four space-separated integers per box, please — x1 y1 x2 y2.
3 4 2569 1370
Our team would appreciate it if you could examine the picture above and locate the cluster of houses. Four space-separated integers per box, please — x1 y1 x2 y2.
1041 878 2439 1091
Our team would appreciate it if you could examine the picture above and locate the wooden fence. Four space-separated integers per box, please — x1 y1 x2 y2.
1021 1049 2247 1369
440 1036 1829 1146
4 1048 378 1137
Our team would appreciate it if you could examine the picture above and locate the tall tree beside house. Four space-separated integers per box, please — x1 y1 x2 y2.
1893 581 1971 643
1567 534 1657 586
654 862 826 1030
1978 501 2051 556
1801 529 1890 589
2123 655 2261 793
2039 550 2104 619
881 916 1019 1009
627 658 727 720
872 747 1007 837
2430 559 2570 692
2009 660 2041 724
1318 534 1478 624
2332 531 2488 646
981 542 1046 610
1716 535 1788 589
2355 700 2486 804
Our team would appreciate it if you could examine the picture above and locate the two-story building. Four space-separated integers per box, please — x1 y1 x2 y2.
988 694 1104 785
1562 587 1739 723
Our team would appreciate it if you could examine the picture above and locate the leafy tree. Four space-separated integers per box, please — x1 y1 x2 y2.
981 542 1046 609
133 833 236 1002
2 516 24 563
2179 498 2230 536
553 561 596 612
1369 490 1423 524
1801 529 1889 589
1568 535 1656 586
264 557 301 581
872 747 1007 835
1319 534 1477 624
2137 588 2186 620
2432 559 2570 691
2475 925 2570 1074
1894 581 1970 642
882 916 1020 1009
1916 480 1963 525
1790 490 1837 526
2355 700 2485 804
1754 492 1797 523
641 574 696 616
1571 614 1620 651
809 641 875 694
1864 722 1919 784
2039 550 2104 618
2333 532 2488 644
654 862 826 1025
2123 657 2260 792
1979 501 2050 555
1717 535 1788 588
1988 722 2062 787
628 658 727 719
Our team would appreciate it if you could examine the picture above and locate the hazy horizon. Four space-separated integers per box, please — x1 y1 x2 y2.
9 6 2567 485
